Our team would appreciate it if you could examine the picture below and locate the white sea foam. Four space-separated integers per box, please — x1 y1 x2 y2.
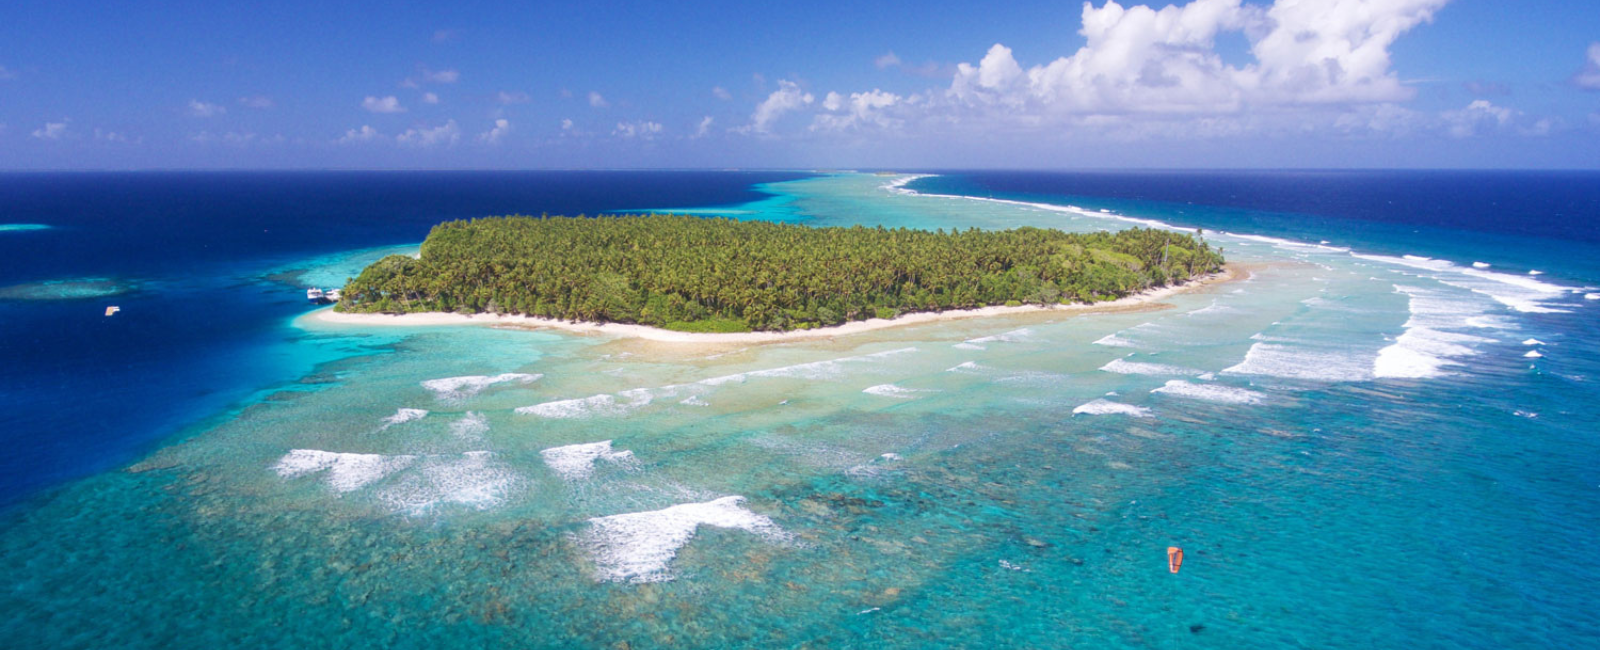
1529 270 1543 276
1186 301 1236 317
699 347 917 386
272 449 416 493
540 440 637 481
1093 333 1136 347
1587 293 1599 301
1224 342 1373 382
954 328 1032 350
1151 380 1264 405
1522 338 1544 346
845 451 904 478
1373 285 1498 379
1225 233 1350 253
377 451 517 515
1352 253 1572 314
449 412 489 440
1072 399 1152 417
1473 262 1491 269
1099 358 1202 376
579 496 787 583
382 408 428 427
1524 350 1543 358
516 389 653 419
945 361 986 373
679 395 709 407
862 383 936 398
421 373 540 400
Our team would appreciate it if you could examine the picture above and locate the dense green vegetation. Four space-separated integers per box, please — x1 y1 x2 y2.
336 214 1224 332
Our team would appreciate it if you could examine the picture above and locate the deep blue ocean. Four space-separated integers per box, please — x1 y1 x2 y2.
0 171 811 503
2 170 1598 649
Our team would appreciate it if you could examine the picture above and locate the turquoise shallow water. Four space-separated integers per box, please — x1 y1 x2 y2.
2 174 1598 648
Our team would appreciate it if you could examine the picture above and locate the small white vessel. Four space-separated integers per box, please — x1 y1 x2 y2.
326 288 342 302
306 288 325 303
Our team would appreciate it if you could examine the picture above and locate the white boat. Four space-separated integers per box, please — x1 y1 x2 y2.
306 288 325 303
327 289 342 301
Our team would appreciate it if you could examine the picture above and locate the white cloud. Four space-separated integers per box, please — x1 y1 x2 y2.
822 92 844 112
192 131 282 146
561 118 574 131
613 121 663 138
713 86 732 100
946 0 1447 117
742 80 814 133
496 91 530 105
422 92 439 104
1576 42 1600 90
238 95 274 109
425 68 459 83
396 120 460 147
404 66 459 87
813 89 903 131
478 118 511 144
694 116 714 137
93 128 133 143
188 100 227 118
362 95 406 113
875 52 902 69
589 91 609 108
338 125 381 144
31 121 68 140
1442 99 1515 138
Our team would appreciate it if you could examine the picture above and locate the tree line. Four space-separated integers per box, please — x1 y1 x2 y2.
336 214 1224 332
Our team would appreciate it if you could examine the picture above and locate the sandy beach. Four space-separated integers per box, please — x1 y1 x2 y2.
304 264 1243 343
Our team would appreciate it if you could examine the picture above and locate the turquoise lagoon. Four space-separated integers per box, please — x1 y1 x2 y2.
2 173 1597 648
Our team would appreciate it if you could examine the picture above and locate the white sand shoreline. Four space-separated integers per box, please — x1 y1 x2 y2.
303 265 1241 343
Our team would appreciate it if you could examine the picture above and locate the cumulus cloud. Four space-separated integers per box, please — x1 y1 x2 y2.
396 120 460 147
561 118 574 131
191 131 282 146
742 80 814 133
1576 42 1600 90
238 95 274 109
478 118 511 144
31 121 68 140
875 52 902 69
813 89 903 131
94 128 134 143
418 67 459 84
188 100 227 118
422 92 439 104
497 91 531 105
1442 99 1515 138
694 116 714 137
362 95 406 113
613 121 663 138
713 86 732 100
338 125 381 144
945 0 1447 117
588 91 609 108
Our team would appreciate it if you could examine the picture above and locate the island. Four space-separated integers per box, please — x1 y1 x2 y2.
333 214 1224 333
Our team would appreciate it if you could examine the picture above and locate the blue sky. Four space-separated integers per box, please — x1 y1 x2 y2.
2 0 1598 170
